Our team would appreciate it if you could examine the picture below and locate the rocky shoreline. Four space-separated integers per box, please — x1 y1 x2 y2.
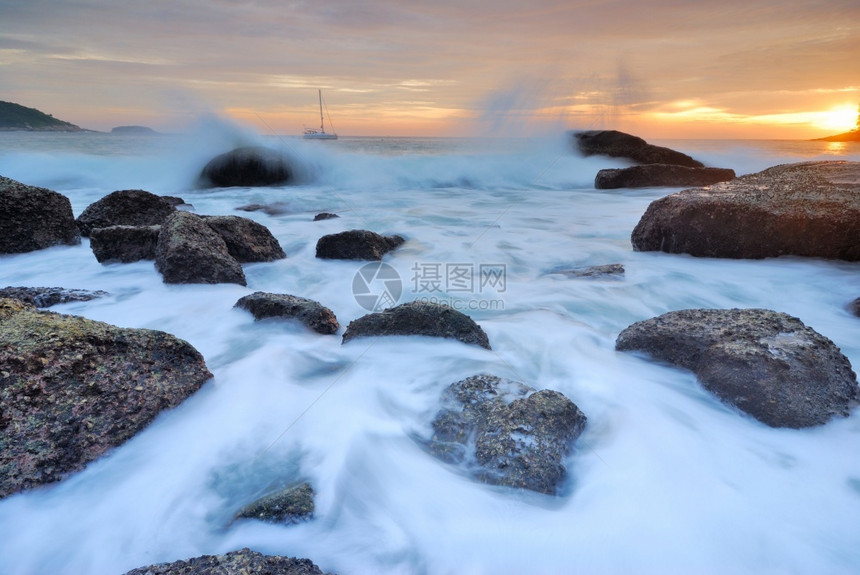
2 136 859 574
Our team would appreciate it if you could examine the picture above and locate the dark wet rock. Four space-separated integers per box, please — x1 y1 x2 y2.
631 161 860 260
161 195 188 207
0 298 212 498
615 308 859 428
75 189 176 237
425 374 587 495
554 263 625 279
124 548 333 575
313 212 339 221
0 286 109 307
0 176 80 253
573 130 704 168
316 229 405 260
202 215 285 263
235 292 339 335
155 211 246 285
342 301 490 349
851 297 860 318
199 146 292 188
236 202 291 216
235 483 315 524
89 225 160 263
595 164 735 189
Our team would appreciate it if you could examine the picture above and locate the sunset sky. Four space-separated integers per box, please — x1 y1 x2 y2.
1 0 858 138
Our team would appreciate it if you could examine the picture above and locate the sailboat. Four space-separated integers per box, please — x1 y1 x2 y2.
303 89 337 140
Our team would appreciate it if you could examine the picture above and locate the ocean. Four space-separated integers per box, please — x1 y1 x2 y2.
1 125 859 575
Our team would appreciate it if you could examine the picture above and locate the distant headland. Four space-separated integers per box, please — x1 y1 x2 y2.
0 100 84 131
110 125 159 135
813 130 860 142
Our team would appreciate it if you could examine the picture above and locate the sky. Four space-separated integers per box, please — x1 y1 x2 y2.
1 0 859 138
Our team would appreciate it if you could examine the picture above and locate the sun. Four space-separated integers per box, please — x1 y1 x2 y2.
815 104 858 132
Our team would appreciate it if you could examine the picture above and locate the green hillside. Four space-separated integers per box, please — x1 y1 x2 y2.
0 101 82 131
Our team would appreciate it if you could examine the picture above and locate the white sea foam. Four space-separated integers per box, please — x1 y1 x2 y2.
1 130 859 574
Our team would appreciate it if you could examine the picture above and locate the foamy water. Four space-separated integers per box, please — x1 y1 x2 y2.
1 128 859 574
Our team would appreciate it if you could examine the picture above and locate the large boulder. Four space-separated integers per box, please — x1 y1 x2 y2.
424 374 587 495
202 215 286 262
572 130 704 167
234 483 315 524
89 225 160 263
316 229 405 260
342 301 490 349
595 164 735 189
0 298 212 498
0 176 80 253
235 292 339 335
631 161 860 260
615 308 859 428
75 189 177 237
124 548 333 575
199 146 293 188
155 211 246 285
0 286 109 308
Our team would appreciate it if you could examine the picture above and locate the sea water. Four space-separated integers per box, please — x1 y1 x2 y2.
0 127 859 575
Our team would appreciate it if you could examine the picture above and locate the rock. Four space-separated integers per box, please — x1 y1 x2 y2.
202 215 286 263
316 229 405 260
595 164 735 189
235 292 339 335
553 263 625 278
161 195 188 207
155 211 246 285
235 483 315 524
0 176 80 253
313 212 339 221
236 202 291 216
615 308 859 428
0 286 109 307
424 374 587 495
572 130 704 167
75 189 176 237
631 161 860 260
342 301 491 349
123 548 333 575
89 225 160 263
0 298 212 498
110 125 157 134
199 146 292 188
851 297 860 318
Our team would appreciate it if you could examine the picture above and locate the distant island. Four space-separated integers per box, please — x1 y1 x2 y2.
111 125 158 135
0 100 83 131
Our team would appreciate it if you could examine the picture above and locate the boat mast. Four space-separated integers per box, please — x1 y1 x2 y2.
318 89 325 134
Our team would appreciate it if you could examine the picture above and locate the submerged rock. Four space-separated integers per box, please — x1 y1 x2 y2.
89 224 160 263
124 548 333 575
0 298 212 498
342 301 491 349
595 164 735 189
202 215 286 263
552 263 625 279
0 176 80 253
234 483 315 524
313 212 339 221
155 211 246 285
235 292 339 335
572 130 704 167
851 297 860 318
425 374 587 495
236 202 291 216
316 229 405 260
76 189 177 237
615 308 859 428
199 146 293 188
631 161 860 260
0 286 109 307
